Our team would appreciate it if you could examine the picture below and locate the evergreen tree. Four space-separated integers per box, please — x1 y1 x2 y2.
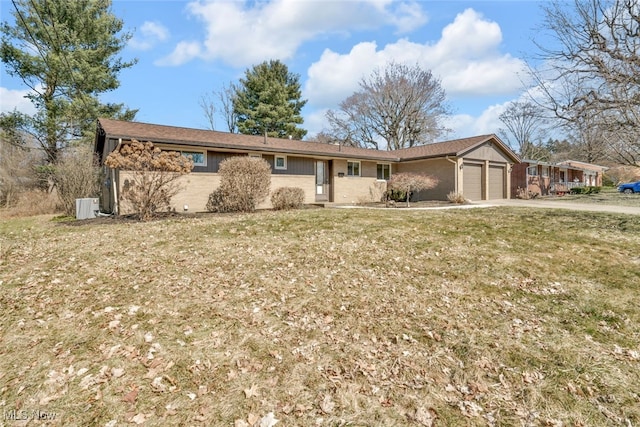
233 59 307 139
1 0 137 163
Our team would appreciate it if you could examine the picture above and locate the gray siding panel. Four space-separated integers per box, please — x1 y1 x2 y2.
263 155 314 175
191 152 315 175
193 152 242 173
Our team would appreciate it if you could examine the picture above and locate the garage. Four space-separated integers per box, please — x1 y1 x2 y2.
488 165 506 199
463 163 483 201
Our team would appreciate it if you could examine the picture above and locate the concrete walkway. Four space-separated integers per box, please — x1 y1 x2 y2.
473 198 640 215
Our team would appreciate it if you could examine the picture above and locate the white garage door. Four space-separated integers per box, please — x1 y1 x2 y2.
463 163 483 201
488 165 505 199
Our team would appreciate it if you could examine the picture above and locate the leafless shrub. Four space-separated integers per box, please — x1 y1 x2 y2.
515 187 537 200
271 187 304 210
0 189 58 218
104 140 193 221
388 172 438 207
207 156 271 213
53 145 102 216
447 191 466 204
0 139 44 208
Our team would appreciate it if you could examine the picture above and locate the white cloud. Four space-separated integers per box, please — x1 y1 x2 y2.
304 8 526 110
304 107 331 137
156 41 202 66
158 0 428 67
129 21 170 51
301 8 527 139
0 87 36 115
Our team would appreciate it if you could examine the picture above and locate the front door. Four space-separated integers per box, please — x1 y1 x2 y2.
315 160 329 202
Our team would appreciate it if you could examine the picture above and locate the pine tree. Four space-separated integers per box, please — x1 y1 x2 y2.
1 0 137 163
233 59 307 140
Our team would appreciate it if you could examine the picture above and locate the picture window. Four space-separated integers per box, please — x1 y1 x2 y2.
182 151 205 166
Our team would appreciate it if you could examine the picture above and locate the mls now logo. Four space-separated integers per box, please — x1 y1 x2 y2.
4 409 57 421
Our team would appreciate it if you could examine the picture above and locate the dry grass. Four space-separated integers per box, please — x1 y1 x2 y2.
546 186 640 207
0 190 59 219
1 208 639 426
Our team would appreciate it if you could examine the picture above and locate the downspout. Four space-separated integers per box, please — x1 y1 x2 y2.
112 138 122 215
446 156 458 194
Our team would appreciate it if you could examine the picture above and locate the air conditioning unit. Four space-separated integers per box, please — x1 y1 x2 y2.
76 198 99 220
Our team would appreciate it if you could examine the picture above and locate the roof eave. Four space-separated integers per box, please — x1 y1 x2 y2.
100 130 398 162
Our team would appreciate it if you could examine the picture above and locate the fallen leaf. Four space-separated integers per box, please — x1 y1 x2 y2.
413 406 437 427
244 384 259 399
259 412 279 427
458 401 483 417
130 413 151 424
320 394 335 414
247 413 260 425
111 367 125 378
234 420 250 427
122 386 138 404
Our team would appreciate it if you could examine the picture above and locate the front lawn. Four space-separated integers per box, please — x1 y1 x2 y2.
545 186 640 207
1 208 639 426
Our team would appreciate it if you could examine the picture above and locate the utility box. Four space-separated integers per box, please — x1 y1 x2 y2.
76 198 99 220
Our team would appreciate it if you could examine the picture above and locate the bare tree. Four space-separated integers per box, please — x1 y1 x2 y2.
53 145 102 216
326 62 450 150
498 101 549 159
531 0 640 166
219 82 238 133
199 82 238 133
199 91 216 130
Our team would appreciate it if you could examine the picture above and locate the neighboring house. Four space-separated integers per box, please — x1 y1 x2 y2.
94 118 520 214
511 159 608 198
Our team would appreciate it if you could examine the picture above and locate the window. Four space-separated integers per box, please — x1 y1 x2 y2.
182 151 206 166
527 165 538 176
377 164 390 180
248 153 262 158
541 166 549 177
275 155 287 170
347 161 360 176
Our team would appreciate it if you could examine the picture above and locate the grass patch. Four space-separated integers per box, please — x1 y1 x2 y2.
547 186 640 207
1 208 639 426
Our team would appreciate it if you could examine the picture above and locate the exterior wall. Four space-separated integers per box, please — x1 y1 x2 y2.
117 171 317 214
332 159 387 203
511 163 527 198
464 143 512 163
105 138 519 213
266 175 317 208
396 158 456 200
100 138 119 212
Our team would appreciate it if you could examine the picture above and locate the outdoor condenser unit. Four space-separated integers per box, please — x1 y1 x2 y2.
76 198 100 220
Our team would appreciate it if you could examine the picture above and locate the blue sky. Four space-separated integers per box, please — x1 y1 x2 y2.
0 0 550 141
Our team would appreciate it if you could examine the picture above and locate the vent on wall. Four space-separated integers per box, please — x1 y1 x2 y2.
76 198 99 220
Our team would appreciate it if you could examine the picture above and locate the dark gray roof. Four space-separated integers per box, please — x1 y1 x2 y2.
96 118 520 163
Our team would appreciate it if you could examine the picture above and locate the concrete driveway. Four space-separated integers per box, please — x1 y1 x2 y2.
475 198 640 215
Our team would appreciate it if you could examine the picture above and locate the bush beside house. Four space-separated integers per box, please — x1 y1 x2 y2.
206 157 271 213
